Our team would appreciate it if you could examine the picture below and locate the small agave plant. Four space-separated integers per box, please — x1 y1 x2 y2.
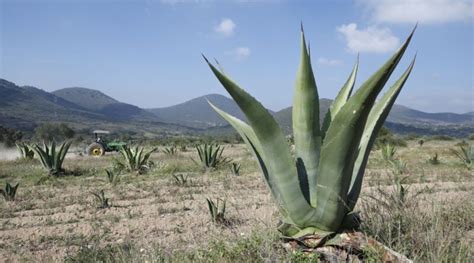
204 26 416 254
16 142 34 159
32 141 71 176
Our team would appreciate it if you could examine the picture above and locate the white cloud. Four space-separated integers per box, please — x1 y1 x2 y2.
337 23 400 53
317 57 343 66
359 0 473 24
235 47 250 59
214 18 236 37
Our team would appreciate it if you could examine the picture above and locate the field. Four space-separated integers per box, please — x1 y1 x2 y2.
0 140 473 262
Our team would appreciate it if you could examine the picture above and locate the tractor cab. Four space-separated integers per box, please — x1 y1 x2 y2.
86 130 127 156
93 130 109 144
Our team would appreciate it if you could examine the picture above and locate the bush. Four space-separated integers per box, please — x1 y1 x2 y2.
0 126 23 147
34 123 75 142
375 127 407 147
429 135 454 141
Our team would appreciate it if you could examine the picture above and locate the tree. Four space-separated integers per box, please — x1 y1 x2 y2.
34 123 75 142
0 126 23 147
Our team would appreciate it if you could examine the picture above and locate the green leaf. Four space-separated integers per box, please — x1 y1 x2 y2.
315 28 415 230
321 56 358 139
347 57 416 210
204 56 316 226
292 28 321 207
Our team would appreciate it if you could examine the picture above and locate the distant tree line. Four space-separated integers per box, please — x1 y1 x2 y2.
34 123 75 142
0 126 23 147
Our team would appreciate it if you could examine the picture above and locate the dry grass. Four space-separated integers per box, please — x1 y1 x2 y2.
0 140 473 262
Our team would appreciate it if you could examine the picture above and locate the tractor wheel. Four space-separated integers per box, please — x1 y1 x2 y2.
87 143 105 157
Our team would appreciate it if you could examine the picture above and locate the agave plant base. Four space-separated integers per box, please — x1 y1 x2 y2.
282 231 412 263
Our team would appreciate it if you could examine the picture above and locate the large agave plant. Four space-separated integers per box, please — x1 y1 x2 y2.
204 27 415 238
32 141 71 176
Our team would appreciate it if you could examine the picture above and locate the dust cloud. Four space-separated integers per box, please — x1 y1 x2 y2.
0 144 20 160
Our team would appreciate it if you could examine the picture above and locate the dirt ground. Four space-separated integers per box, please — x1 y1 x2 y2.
0 141 472 262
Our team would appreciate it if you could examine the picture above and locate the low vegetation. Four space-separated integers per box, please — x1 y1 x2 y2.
229 162 241 176
91 190 110 209
450 144 473 169
206 198 227 224
0 182 19 201
16 142 35 159
194 143 230 170
32 140 72 176
0 140 472 261
115 145 157 174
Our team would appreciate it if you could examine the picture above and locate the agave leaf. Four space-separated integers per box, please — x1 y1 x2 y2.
347 58 415 210
315 28 415 230
51 141 57 170
136 147 144 166
292 28 321 207
209 102 286 215
321 56 359 139
204 56 316 226
33 144 49 168
58 141 71 169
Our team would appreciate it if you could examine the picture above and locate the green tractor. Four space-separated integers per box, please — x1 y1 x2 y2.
86 130 127 156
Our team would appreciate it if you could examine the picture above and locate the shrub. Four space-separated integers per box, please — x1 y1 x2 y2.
361 185 472 261
0 126 23 147
34 123 75 142
418 139 424 147
376 127 407 147
430 135 454 141
427 153 440 165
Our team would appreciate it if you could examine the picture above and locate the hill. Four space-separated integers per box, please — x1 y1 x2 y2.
52 87 158 121
387 105 473 125
1 78 472 138
0 79 197 136
272 101 473 136
147 94 253 129
0 79 105 130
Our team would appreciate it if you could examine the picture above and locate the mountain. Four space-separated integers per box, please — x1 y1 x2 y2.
273 99 333 133
147 93 472 136
0 79 197 136
147 94 253 129
0 79 104 130
274 103 472 130
1 78 472 137
387 105 473 125
52 87 157 121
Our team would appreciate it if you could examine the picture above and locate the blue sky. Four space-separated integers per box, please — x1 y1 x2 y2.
1 0 472 113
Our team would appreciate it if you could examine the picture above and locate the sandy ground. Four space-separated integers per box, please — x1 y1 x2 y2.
0 142 473 262
0 145 104 161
